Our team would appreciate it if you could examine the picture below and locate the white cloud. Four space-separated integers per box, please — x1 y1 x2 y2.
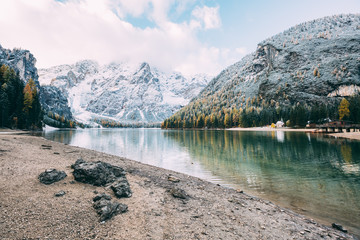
112 0 151 18
191 5 221 30
0 0 235 75
235 47 247 56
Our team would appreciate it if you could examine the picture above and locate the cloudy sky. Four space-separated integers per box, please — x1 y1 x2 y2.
0 0 359 75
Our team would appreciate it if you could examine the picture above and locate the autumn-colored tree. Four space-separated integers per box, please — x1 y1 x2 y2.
224 113 231 128
23 79 35 114
204 115 211 128
196 114 204 128
338 98 350 120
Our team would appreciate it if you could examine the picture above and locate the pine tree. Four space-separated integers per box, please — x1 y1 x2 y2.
349 94 360 123
204 115 211 128
224 113 231 128
295 105 307 127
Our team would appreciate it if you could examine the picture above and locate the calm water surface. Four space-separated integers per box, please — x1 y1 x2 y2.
43 128 360 236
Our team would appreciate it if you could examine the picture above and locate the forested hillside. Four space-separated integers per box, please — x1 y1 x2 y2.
162 14 360 129
0 65 43 129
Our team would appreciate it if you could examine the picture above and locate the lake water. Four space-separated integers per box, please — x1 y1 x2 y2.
43 128 360 236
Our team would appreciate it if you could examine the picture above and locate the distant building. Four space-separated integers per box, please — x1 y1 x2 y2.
276 121 284 128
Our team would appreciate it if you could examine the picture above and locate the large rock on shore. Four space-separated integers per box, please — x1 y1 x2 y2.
93 193 128 222
72 159 132 198
72 159 126 186
38 169 67 185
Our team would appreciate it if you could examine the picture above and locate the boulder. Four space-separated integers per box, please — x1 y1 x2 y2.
38 169 67 185
111 178 132 198
72 159 126 186
92 194 128 222
72 159 132 198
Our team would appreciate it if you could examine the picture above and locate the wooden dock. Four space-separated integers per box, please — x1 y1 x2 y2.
315 121 360 133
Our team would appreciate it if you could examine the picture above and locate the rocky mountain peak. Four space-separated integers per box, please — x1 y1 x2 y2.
39 60 212 125
131 62 154 84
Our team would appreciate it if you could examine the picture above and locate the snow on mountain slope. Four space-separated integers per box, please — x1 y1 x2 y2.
174 13 360 118
38 60 211 125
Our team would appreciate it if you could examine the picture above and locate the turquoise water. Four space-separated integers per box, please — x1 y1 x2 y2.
43 128 360 236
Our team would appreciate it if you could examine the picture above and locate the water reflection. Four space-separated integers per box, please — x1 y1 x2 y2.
43 129 360 236
163 130 360 235
43 129 219 182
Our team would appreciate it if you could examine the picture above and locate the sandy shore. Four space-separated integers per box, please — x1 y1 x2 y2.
327 132 360 141
0 133 355 239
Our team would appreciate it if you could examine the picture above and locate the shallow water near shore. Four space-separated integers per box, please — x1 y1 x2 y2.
43 128 360 236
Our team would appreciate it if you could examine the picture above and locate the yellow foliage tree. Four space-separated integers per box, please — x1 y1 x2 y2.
224 113 231 128
338 98 350 120
23 78 36 114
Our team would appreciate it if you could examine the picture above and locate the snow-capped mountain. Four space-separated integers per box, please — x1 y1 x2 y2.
38 60 211 125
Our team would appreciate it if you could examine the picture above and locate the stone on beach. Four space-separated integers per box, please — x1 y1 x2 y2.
111 178 132 198
38 169 67 185
332 223 348 233
72 159 132 198
168 175 180 183
92 193 128 222
72 159 126 186
54 190 66 197
169 188 189 199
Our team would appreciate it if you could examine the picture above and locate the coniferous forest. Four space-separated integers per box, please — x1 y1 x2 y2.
0 64 43 130
161 95 360 129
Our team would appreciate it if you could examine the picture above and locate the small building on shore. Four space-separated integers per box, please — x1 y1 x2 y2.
276 121 284 128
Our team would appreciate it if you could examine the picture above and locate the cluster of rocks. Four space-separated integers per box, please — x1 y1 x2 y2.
38 159 132 221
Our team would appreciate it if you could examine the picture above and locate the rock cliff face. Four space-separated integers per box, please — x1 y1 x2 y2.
40 86 73 120
185 14 360 113
38 61 210 125
0 44 74 122
0 44 38 85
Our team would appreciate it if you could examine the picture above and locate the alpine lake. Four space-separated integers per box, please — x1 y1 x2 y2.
43 128 360 236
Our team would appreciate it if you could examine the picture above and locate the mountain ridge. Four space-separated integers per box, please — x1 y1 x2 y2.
38 60 211 126
163 14 360 128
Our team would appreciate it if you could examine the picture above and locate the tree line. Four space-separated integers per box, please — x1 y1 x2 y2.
161 94 360 129
93 118 161 128
43 111 76 128
0 64 43 130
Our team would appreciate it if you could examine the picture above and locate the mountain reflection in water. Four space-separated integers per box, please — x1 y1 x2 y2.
163 130 360 235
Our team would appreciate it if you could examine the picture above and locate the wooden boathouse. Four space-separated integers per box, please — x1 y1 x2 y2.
315 121 360 133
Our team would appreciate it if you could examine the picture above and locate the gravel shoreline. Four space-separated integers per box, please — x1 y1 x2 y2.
0 133 355 239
